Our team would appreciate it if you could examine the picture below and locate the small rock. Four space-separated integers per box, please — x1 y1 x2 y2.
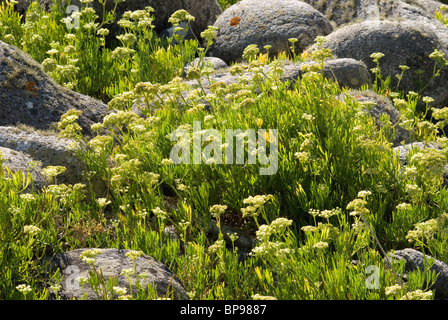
49 248 189 300
0 126 106 195
290 58 372 90
345 89 410 147
393 141 442 165
388 248 448 299
0 146 46 192
184 57 228 75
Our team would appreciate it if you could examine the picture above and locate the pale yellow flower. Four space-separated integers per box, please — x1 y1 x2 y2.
312 241 329 249
125 250 144 261
23 225 41 236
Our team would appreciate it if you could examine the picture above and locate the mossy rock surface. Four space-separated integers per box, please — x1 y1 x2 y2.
209 0 333 64
308 20 448 108
0 40 109 136
300 0 445 27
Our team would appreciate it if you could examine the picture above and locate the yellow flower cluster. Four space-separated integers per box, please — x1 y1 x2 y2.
210 204 228 219
125 250 144 261
23 225 41 236
241 194 274 218
406 213 448 243
79 248 102 265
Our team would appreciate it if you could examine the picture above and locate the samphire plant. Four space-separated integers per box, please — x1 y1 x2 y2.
2 1 448 300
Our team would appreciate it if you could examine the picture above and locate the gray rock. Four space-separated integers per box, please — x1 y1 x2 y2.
209 0 333 64
0 126 80 183
0 40 109 136
393 141 442 165
308 20 448 109
344 89 410 146
11 0 222 43
49 248 189 300
388 248 448 299
301 0 446 28
184 57 228 75
208 220 257 253
0 126 106 195
0 145 46 192
301 58 372 90
158 20 194 43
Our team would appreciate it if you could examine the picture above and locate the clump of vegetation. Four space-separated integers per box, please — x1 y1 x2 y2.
217 0 241 10
1 0 448 301
0 0 198 101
